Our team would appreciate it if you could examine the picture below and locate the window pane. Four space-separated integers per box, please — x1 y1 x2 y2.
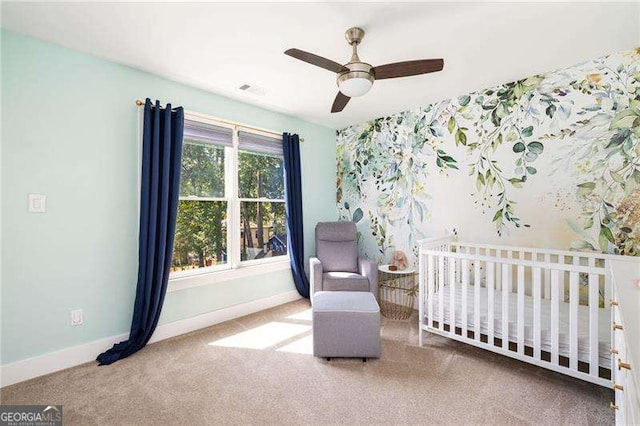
172 200 228 272
238 151 284 199
240 201 287 261
180 141 226 198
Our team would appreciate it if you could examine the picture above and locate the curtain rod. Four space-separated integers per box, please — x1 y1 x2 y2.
135 99 304 142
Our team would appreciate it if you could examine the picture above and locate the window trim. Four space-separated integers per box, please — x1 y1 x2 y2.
168 259 291 293
168 111 289 290
169 263 231 281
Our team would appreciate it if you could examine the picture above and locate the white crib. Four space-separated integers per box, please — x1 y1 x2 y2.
418 235 615 387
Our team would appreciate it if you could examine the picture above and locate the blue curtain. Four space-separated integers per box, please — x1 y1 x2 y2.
97 99 184 365
283 133 310 298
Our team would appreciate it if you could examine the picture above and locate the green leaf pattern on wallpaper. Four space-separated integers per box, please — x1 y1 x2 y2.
337 48 640 261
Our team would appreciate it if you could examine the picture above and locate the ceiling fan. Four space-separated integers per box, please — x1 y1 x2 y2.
285 27 444 113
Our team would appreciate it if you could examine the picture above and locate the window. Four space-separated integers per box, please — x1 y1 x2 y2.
238 131 286 262
170 117 288 276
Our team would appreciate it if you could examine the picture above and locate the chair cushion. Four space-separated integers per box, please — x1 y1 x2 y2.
317 241 358 273
322 272 370 292
315 221 357 242
315 222 358 272
313 291 379 313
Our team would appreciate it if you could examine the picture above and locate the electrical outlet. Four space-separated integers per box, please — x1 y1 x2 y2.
70 309 83 326
28 194 47 213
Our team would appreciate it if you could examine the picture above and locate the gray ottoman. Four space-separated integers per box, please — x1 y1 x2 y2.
312 291 381 360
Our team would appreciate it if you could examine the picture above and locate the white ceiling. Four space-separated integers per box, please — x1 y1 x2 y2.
2 2 639 130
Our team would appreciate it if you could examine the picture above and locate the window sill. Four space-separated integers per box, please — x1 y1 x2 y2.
167 259 291 293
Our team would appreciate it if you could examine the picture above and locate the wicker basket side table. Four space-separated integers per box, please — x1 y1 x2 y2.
377 265 418 320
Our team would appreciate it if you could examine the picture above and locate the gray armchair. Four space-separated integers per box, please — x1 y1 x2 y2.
310 221 378 302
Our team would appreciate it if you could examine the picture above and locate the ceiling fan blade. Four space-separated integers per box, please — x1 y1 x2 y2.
285 48 348 74
331 92 351 113
372 59 444 80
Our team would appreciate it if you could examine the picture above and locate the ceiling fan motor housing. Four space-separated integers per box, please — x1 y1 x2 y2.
338 28 374 97
337 62 375 87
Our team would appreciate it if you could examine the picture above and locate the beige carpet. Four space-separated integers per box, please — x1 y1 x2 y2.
1 299 613 425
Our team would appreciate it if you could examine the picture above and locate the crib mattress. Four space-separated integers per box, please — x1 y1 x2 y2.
425 284 611 367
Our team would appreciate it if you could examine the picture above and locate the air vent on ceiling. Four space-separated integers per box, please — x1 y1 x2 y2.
238 82 266 96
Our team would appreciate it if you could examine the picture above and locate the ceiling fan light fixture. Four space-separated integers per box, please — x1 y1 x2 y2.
338 73 374 97
337 62 374 98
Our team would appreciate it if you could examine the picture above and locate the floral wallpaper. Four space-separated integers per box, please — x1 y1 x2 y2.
337 48 640 264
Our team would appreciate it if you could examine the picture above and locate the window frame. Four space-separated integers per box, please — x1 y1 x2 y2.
168 113 290 288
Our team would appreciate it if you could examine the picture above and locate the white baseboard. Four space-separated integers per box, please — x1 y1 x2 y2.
0 290 302 388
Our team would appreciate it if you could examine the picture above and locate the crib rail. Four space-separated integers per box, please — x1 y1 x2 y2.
418 235 613 387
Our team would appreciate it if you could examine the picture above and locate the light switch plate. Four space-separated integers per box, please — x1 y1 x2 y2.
28 194 46 213
70 309 83 326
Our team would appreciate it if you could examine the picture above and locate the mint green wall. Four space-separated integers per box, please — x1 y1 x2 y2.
0 30 337 365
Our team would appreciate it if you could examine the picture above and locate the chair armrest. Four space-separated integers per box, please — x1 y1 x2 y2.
358 257 379 300
309 257 323 303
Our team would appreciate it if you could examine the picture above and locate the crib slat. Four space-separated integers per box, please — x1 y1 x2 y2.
603 258 611 316
517 265 525 355
449 257 456 336
419 251 426 345
569 267 579 370
507 250 515 292
588 258 598 377
496 252 502 292
438 256 445 332
487 262 495 347
501 263 510 350
603 259 612 373
550 269 560 365
427 254 435 330
604 271 610 304
533 267 542 360
456 247 462 286
544 253 551 299
462 259 469 338
474 261 481 342
559 255 566 304
419 251 424 345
